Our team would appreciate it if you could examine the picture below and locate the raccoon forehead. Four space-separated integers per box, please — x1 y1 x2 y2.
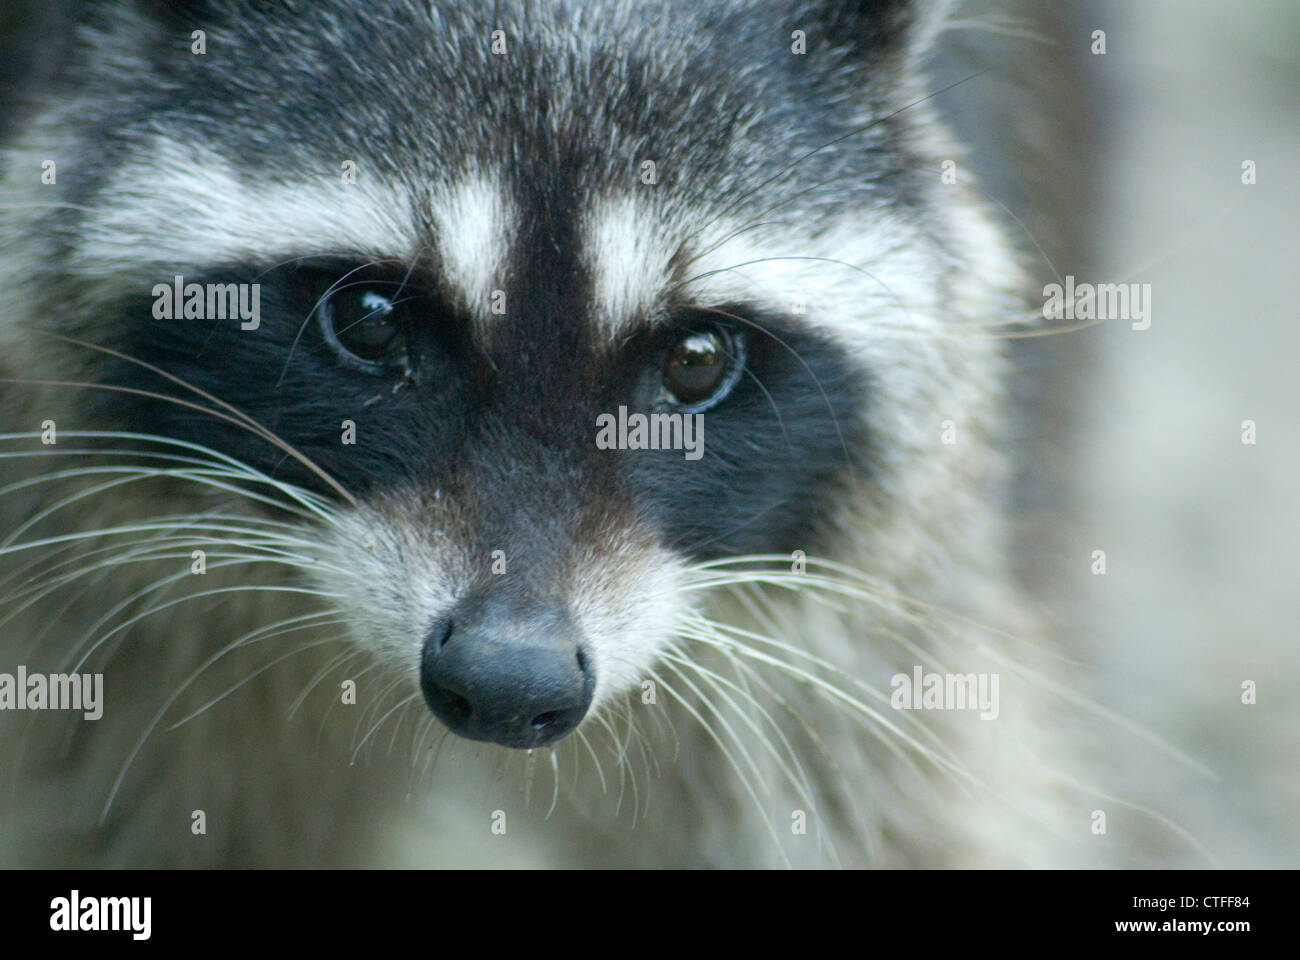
71 138 519 317
72 138 422 270
68 132 917 350
583 189 943 343
66 136 857 335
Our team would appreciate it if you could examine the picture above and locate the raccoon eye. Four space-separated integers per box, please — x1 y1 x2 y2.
662 326 744 409
319 284 409 372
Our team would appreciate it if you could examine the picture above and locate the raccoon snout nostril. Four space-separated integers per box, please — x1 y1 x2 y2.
418 594 594 750
531 711 561 731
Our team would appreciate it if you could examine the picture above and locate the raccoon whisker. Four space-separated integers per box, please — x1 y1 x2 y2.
0 373 355 508
589 649 664 795
352 692 423 765
1 545 344 638
588 710 627 806
938 167 1063 288
246 251 397 283
0 429 339 520
0 524 336 619
74 581 342 676
683 619 969 780
685 69 989 248
655 664 792 868
321 659 382 735
698 561 1216 776
65 567 337 685
689 554 1060 657
629 725 655 821
408 711 437 778
385 699 411 760
681 165 885 275
39 335 358 506
708 626 856 820
6 543 330 671
0 460 326 525
684 604 966 762
3 511 325 554
994 184 1255 334
574 726 607 796
692 256 927 346
0 447 247 480
679 163 910 290
693 305 858 482
5 533 195 661
1050 776 1221 868
611 694 638 775
0 468 331 549
545 747 561 820
167 629 351 732
616 699 641 826
0 521 245 608
679 217 795 272
661 650 821 820
674 255 901 304
937 195 1252 342
960 639 1218 780
627 699 652 827
334 294 421 340
960 317 1106 340
642 666 683 764
409 714 442 790
699 575 951 678
690 646 844 867
352 674 411 763
608 710 631 818
938 14 1049 44
419 727 455 796
384 692 421 759
290 646 364 720
99 608 344 821
660 650 774 788
388 692 425 764
674 634 824 798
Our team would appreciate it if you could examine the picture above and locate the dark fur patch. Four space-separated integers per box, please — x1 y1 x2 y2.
97 257 868 562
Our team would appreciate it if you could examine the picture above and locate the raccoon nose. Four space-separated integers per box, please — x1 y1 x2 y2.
419 595 594 749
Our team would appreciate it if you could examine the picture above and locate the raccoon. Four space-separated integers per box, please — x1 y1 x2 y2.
0 0 1154 868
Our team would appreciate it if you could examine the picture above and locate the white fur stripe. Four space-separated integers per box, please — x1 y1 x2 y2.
73 138 420 271
427 171 516 323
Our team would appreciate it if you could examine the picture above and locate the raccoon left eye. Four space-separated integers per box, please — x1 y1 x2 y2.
662 326 745 409
319 284 410 373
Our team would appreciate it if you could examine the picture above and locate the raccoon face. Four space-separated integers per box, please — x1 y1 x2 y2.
2 0 1009 750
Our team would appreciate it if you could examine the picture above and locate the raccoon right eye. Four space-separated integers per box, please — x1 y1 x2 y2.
661 325 745 410
318 283 411 373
